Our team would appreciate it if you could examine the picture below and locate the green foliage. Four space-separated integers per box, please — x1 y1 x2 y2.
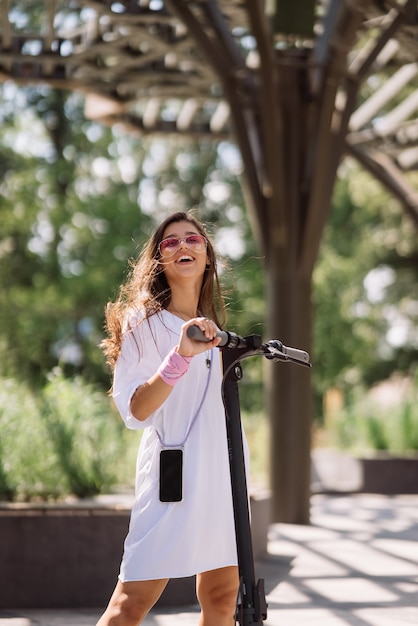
41 370 135 497
0 372 138 500
0 84 269 403
313 171 418 418
324 375 418 456
313 177 375 399
0 376 66 500
0 85 155 386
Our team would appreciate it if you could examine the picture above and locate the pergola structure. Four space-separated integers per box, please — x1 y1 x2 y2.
1 1 417 523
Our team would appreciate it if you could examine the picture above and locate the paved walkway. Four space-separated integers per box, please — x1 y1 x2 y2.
1 493 418 625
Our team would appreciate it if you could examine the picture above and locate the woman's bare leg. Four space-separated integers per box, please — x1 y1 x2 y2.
96 578 169 626
196 566 239 626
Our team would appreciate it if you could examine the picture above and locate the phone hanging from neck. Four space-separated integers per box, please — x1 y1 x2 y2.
156 350 213 502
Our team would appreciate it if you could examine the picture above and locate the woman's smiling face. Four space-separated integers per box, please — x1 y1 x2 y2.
160 220 209 285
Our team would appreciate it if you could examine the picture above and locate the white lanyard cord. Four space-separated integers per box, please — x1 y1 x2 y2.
155 349 213 448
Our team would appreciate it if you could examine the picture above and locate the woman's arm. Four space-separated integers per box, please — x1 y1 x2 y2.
130 372 173 422
129 317 220 422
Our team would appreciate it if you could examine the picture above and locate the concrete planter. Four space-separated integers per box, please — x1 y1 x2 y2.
311 448 418 494
0 491 270 609
359 455 418 494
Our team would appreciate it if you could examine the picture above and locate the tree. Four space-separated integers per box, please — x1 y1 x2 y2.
1 86 267 389
313 167 418 412
0 85 155 384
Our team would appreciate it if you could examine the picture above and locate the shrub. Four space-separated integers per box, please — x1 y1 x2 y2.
0 371 138 500
325 374 418 456
0 377 65 500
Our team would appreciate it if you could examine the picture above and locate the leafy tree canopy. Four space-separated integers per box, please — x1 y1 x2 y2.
0 85 262 387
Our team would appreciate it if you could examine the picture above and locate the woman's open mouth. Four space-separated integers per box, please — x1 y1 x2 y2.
176 255 194 263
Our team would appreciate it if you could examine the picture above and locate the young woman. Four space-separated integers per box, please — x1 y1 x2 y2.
97 212 248 626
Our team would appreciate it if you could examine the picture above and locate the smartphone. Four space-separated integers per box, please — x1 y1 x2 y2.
159 448 183 502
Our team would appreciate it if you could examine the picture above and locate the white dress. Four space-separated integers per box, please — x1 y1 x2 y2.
112 309 249 581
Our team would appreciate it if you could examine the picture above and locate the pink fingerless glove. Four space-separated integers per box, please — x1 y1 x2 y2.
158 347 193 386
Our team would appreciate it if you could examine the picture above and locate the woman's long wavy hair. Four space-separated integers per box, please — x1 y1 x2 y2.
101 211 226 369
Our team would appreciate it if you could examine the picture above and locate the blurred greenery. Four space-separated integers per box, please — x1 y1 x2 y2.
0 371 138 500
320 373 418 456
313 171 418 418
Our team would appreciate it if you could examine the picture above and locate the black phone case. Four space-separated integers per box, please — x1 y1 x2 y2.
159 448 183 502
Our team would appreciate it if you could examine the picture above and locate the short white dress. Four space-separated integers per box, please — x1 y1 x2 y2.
112 309 249 581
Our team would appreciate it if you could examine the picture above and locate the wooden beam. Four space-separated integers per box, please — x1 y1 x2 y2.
349 63 418 131
166 0 268 237
352 0 415 80
272 0 315 38
246 0 287 252
300 0 367 276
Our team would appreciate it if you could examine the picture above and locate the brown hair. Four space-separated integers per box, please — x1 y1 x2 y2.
101 211 226 369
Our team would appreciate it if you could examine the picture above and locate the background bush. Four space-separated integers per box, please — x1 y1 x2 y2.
323 374 418 456
0 371 138 500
